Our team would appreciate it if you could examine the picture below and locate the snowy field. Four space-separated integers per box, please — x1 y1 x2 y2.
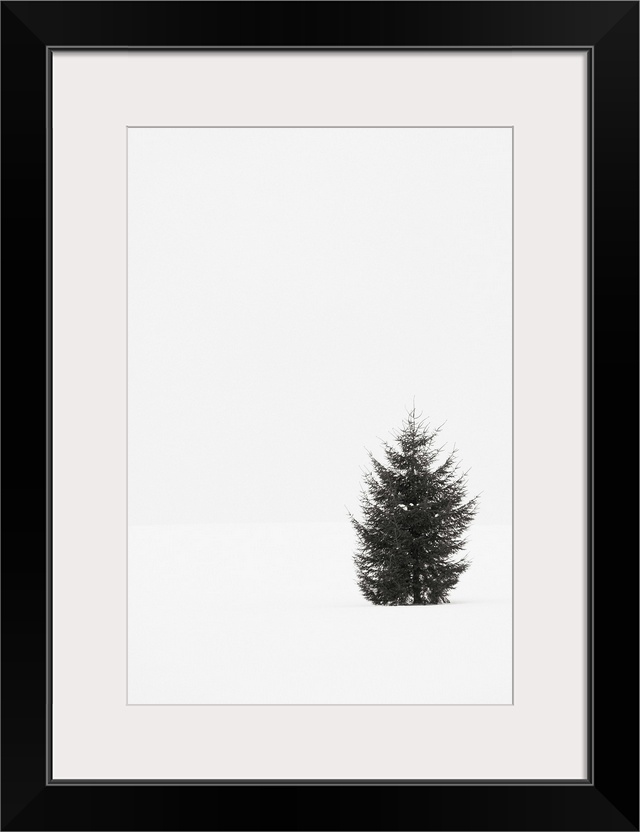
128 522 511 704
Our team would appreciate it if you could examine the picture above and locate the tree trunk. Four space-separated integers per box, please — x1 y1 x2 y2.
412 571 422 605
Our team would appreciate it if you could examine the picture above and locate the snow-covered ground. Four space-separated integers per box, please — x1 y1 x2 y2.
128 522 511 704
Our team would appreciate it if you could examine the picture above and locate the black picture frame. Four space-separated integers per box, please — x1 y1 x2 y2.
2 2 638 830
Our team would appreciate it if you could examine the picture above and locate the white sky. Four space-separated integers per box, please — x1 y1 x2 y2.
128 127 512 526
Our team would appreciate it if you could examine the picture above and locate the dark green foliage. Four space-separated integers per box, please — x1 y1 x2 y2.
349 408 478 606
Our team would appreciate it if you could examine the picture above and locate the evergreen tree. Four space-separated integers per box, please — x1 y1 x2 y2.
349 408 478 605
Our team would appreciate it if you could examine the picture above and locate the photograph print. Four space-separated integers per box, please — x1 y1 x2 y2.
127 126 512 704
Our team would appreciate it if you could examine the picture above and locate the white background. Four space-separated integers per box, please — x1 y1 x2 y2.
127 127 512 704
128 127 512 528
53 51 586 778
